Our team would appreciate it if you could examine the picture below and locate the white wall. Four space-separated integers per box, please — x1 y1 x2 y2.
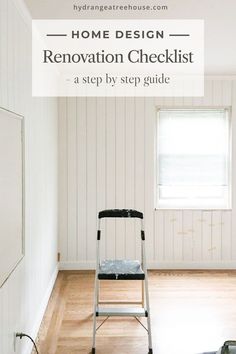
0 1 58 353
59 79 236 269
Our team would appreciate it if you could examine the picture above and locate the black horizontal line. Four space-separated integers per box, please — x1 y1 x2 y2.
46 34 67 37
169 34 190 37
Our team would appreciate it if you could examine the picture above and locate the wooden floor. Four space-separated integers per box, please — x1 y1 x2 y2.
34 270 236 354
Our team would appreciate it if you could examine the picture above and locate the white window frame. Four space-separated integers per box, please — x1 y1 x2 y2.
155 107 232 210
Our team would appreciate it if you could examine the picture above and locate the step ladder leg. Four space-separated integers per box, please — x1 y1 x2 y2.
142 279 145 307
92 225 101 354
92 275 98 353
92 279 98 351
141 220 153 354
144 274 153 353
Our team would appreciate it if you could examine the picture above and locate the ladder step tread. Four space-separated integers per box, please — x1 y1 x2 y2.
98 260 145 280
96 307 147 317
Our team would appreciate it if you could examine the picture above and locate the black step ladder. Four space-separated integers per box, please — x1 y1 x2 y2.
92 209 153 354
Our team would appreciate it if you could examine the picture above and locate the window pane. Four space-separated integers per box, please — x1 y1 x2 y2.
157 109 230 208
159 155 227 186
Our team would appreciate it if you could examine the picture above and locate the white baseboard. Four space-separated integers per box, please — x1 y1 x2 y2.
23 265 58 354
59 260 236 270
60 261 95 270
147 261 236 269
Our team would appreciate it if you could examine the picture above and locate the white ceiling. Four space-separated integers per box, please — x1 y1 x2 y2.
24 0 236 75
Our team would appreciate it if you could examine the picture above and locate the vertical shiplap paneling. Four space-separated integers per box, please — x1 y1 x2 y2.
203 80 213 106
231 81 236 260
17 14 28 116
220 79 232 260
192 88 204 106
211 211 222 261
173 96 184 107
67 98 77 261
222 80 232 106
0 0 8 108
96 97 106 259
125 98 136 260
155 210 164 262
183 95 193 107
0 287 3 354
7 0 15 111
115 97 126 259
7 271 21 353
86 98 97 261
134 97 145 260
154 96 165 109
77 97 87 262
202 211 212 261
212 80 223 106
192 211 203 261
161 95 174 107
58 98 68 261
182 210 193 261
106 98 116 259
59 78 236 268
144 97 155 262
1 285 9 354
221 211 232 260
173 210 183 261
13 3 20 111
163 210 174 261
0 1 59 353
154 97 165 264
14 9 21 114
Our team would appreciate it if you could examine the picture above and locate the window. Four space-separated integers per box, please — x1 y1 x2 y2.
156 108 231 209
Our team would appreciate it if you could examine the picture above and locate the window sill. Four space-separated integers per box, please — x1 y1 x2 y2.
155 207 232 211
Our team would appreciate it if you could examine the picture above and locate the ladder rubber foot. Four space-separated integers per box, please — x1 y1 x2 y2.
92 348 95 354
148 349 153 354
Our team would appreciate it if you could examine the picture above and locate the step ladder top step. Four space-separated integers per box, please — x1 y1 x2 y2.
98 259 145 280
98 209 143 219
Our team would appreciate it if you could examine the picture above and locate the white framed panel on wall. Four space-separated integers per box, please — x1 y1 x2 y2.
0 107 24 287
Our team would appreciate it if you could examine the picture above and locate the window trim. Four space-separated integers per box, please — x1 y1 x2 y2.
155 106 232 210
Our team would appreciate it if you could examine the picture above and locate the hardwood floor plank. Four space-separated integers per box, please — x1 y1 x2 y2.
34 270 236 354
